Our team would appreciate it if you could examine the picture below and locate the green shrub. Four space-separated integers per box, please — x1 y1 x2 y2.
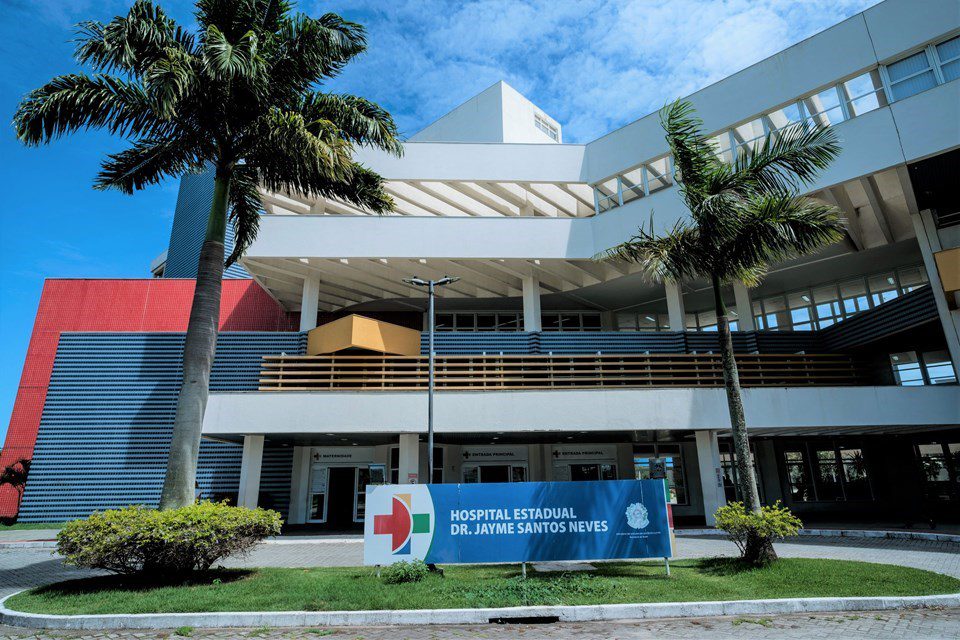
381 559 429 584
57 502 282 575
714 501 802 565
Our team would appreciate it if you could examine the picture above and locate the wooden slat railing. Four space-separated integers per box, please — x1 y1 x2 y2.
258 353 868 391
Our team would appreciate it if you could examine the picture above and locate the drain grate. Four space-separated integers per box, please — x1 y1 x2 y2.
488 615 560 625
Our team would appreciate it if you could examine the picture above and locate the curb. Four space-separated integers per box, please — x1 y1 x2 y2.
676 528 960 543
4 529 958 550
0 541 57 549
2 591 959 630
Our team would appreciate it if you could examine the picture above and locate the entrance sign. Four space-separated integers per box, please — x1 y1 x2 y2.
364 479 671 565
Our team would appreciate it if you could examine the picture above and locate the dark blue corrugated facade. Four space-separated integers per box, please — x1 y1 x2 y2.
164 170 250 279
19 332 305 522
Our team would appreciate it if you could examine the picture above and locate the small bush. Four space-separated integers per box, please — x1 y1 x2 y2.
57 501 282 575
381 559 429 584
714 501 802 565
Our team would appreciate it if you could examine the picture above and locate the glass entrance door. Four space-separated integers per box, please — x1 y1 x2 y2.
569 463 617 481
463 464 527 483
307 464 376 524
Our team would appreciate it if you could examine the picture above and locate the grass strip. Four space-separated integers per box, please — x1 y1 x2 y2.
8 558 958 615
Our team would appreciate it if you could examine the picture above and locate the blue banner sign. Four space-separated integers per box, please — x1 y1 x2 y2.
363 479 672 565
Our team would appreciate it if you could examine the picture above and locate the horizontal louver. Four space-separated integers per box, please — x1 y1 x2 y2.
19 332 304 522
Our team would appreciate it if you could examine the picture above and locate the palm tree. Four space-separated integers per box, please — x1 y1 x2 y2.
601 100 843 562
14 0 402 509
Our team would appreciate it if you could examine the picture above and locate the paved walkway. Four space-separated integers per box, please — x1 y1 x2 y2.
1 609 959 639
2 537 959 639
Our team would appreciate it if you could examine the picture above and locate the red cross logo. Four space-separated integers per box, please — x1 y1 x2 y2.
373 494 431 554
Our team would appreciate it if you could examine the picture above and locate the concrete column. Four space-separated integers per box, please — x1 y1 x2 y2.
664 280 686 332
287 446 311 524
600 310 616 331
522 276 542 332
694 430 725 526
911 211 960 369
733 282 755 331
398 433 420 484
237 435 265 509
299 276 321 332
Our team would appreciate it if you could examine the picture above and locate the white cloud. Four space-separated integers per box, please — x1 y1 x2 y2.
321 0 879 143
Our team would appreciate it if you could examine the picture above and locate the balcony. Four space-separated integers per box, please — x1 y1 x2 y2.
258 353 866 392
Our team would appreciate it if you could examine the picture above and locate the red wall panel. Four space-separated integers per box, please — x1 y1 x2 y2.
0 279 293 517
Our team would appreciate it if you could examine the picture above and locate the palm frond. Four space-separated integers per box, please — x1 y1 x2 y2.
143 47 198 119
719 194 845 273
202 26 265 82
733 123 841 194
225 166 263 266
596 216 706 283
268 13 366 102
74 1 192 76
95 136 202 194
301 93 402 155
659 100 715 198
13 74 167 145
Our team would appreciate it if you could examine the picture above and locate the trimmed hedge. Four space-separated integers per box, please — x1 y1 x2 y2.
57 502 282 575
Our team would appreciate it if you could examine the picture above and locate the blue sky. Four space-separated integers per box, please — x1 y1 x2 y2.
0 0 878 441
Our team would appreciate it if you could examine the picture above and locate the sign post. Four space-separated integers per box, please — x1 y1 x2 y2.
364 479 672 566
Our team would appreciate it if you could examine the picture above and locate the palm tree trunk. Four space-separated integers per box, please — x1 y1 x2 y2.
159 168 231 510
712 275 761 513
713 276 775 564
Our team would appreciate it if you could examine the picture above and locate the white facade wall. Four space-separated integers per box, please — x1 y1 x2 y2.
409 81 562 144
204 386 960 436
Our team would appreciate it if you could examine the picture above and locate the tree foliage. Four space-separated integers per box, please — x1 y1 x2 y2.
599 100 844 286
0 458 31 499
13 0 402 265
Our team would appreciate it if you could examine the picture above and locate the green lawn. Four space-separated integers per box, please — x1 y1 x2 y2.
0 522 63 531
7 559 959 615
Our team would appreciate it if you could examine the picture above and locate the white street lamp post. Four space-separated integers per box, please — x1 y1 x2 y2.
402 276 459 483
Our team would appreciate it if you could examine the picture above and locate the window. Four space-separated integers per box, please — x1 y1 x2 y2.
645 156 672 193
885 50 938 101
708 132 735 164
432 447 444 484
840 278 870 315
389 447 399 484
619 167 645 204
935 36 960 82
891 350 957 385
783 449 813 502
616 311 670 332
916 442 960 501
802 87 845 127
923 351 957 385
814 448 844 500
534 114 559 141
435 312 523 332
720 444 764 504
812 284 842 329
897 265 928 292
634 444 687 504
752 265 927 332
731 118 767 154
839 448 871 500
867 272 899 306
784 444 873 502
541 312 602 332
841 71 887 116
766 102 805 132
890 351 925 386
